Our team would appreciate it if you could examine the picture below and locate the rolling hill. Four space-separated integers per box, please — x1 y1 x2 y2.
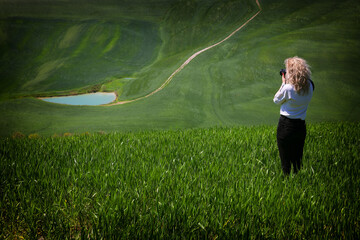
0 0 359 136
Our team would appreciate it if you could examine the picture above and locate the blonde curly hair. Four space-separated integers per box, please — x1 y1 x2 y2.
285 56 311 95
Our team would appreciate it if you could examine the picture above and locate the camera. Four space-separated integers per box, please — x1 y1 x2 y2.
279 69 286 76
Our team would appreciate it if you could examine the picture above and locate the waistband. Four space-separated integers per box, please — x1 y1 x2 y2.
280 115 305 123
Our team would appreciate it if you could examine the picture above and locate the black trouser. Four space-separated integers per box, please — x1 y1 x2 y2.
276 115 306 175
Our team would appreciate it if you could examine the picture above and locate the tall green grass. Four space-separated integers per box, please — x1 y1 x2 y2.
1 122 359 239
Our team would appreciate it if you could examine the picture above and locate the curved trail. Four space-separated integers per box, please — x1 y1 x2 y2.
109 0 261 106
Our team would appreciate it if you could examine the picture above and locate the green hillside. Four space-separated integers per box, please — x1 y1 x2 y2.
0 0 359 136
0 18 160 97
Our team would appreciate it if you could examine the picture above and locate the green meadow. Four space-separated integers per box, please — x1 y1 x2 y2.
1 122 359 238
0 0 359 136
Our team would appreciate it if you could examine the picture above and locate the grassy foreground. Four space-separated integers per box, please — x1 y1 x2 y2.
1 122 359 239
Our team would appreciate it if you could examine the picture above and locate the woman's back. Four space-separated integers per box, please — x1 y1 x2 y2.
273 80 313 120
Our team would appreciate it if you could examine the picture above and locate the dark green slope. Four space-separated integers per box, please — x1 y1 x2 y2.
0 0 173 21
0 18 161 98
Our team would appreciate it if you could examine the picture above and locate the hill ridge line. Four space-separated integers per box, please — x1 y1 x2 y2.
109 0 262 106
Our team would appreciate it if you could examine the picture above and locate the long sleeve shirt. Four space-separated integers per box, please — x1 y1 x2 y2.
273 82 313 120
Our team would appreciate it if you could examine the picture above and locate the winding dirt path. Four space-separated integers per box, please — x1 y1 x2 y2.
109 0 261 106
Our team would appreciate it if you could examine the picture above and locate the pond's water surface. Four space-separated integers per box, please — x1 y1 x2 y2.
41 92 116 106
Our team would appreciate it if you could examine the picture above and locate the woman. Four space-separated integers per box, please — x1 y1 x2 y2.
273 56 314 175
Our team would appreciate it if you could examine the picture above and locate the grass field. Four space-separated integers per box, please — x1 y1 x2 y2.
1 122 359 239
0 0 359 136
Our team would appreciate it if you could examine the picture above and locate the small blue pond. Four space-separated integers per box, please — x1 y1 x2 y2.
41 92 116 106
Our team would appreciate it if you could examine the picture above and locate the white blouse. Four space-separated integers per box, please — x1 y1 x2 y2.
273 82 313 120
